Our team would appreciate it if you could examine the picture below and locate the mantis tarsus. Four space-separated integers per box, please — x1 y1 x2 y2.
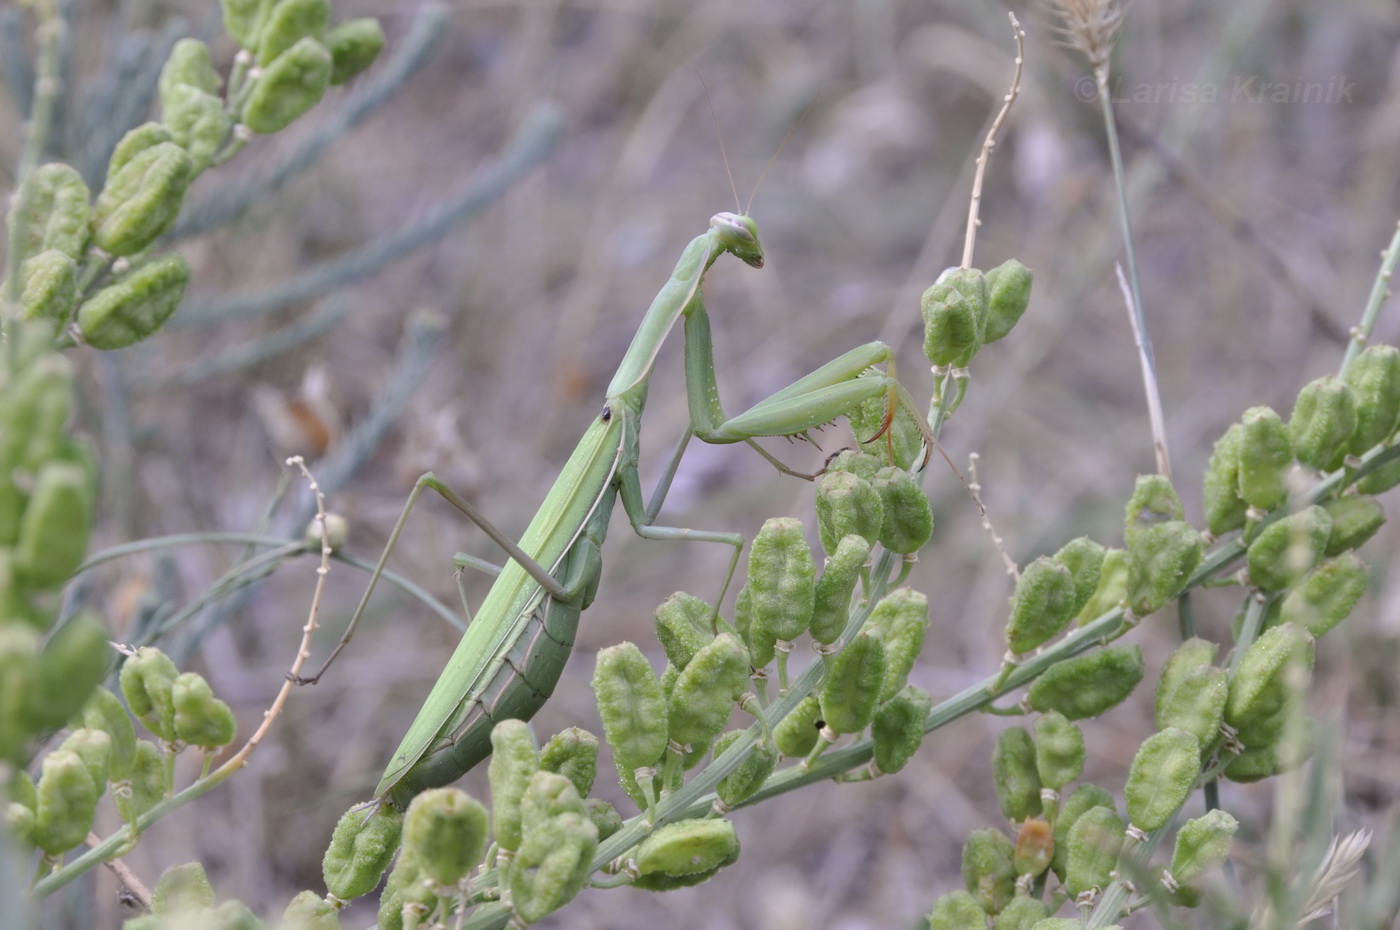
309 209 935 809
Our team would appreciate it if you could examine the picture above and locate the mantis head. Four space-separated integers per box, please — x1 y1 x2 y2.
710 212 764 269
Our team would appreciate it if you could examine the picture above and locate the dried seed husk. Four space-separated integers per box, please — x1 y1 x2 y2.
1013 818 1053 879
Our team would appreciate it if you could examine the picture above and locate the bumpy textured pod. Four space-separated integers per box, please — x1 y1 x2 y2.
56 728 112 791
510 773 597 924
993 726 1042 821
1224 719 1315 783
592 642 667 773
1126 520 1203 616
1054 536 1105 617
1224 623 1314 748
401 787 488 887
1322 495 1385 556
815 470 883 555
33 749 99 854
256 0 331 66
119 646 181 742
922 270 987 368
773 694 822 758
825 449 883 480
109 123 175 179
1075 547 1127 624
1124 475 1185 549
1155 638 1219 722
733 583 773 668
327 18 385 84
1050 784 1115 881
1027 645 1144 720
1033 711 1084 790
712 731 777 807
1278 553 1368 637
586 798 622 841
1357 456 1400 495
983 258 1033 344
962 828 1016 915
18 250 77 324
220 0 271 48
871 466 933 554
744 518 815 642
243 37 332 134
0 627 38 760
375 848 423 930
871 685 931 775
172 672 237 748
77 253 190 349
26 611 109 731
279 889 342 930
6 162 91 262
163 86 232 175
152 862 216 915
158 39 221 103
819 632 886 734
1203 423 1248 536
1288 376 1357 471
321 804 403 901
1245 505 1333 591
114 739 166 823
993 894 1050 930
630 838 740 891
636 818 739 878
654 592 714 671
80 685 137 781
926 890 985 930
1238 407 1292 512
1155 665 1228 747
1005 556 1076 655
1125 728 1201 831
539 727 599 799
865 587 928 702
850 398 925 471
0 346 75 475
14 462 93 590
92 142 193 256
1345 344 1400 454
1169 809 1238 887
667 633 748 751
810 533 870 645
487 719 539 854
1065 806 1125 898
1014 818 1054 879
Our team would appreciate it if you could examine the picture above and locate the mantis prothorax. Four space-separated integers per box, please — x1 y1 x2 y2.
311 209 934 809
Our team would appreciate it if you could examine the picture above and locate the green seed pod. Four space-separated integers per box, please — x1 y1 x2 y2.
172 672 238 749
0 347 76 474
667 633 748 750
1053 536 1105 617
819 631 886 735
1238 407 1292 512
1203 423 1248 536
825 449 883 480
14 462 93 590
926 890 985 930
1278 553 1368 637
375 847 423 930
733 582 775 668
327 18 385 85
6 800 35 847
1050 784 1115 881
585 798 622 841
279 889 341 930
850 399 925 471
864 587 928 702
1029 922 1090 930
1124 474 1185 549
539 727 599 799
592 643 667 773
1155 638 1219 722
401 787 488 887
158 39 221 104
57 728 112 791
635 818 739 878
922 269 988 368
1127 520 1204 616
33 749 98 854
321 804 403 901
79 686 137 782
210 900 261 930
1322 495 1385 556
1027 645 1144 720
6 162 91 262
1005 556 1077 655
1033 711 1085 790
983 258 1033 344
654 592 714 671
26 611 109 732
92 142 193 256
993 726 1043 822
629 838 740 891
77 253 191 350
993 894 1050 930
1223 720 1315 782
744 517 815 642
871 684 931 775
871 466 933 554
108 124 176 181
487 719 539 854
773 693 823 758
18 250 77 324
814 470 883 556
1124 728 1200 831
120 646 180 742
1074 547 1127 625
810 533 870 645
511 775 597 924
713 731 777 808
163 86 233 176
220 0 272 48
1169 808 1238 886
1224 623 1314 748
0 626 38 761
256 0 331 66
962 828 1016 915
243 37 332 134
1155 665 1228 747
1288 375 1357 471
1245 505 1333 591
115 739 167 823
1065 805 1125 898
152 861 216 916
9 768 37 811
1357 456 1400 495
1345 344 1400 454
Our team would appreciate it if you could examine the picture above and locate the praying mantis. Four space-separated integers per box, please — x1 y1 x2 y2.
311 206 935 810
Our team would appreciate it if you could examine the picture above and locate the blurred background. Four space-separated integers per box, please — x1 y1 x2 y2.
6 0 1400 926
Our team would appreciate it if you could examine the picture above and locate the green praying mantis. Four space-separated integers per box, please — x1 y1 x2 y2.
307 204 936 810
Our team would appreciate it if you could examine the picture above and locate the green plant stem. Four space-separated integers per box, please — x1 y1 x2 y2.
1338 218 1400 376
